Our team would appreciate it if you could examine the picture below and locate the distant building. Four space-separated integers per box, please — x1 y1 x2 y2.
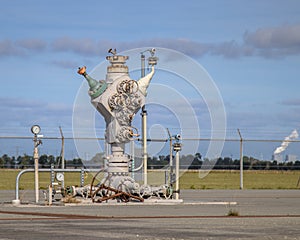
285 154 297 163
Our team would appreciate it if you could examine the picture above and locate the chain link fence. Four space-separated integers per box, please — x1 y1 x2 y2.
0 136 299 170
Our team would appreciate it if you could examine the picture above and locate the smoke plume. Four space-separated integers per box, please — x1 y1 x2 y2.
274 129 299 155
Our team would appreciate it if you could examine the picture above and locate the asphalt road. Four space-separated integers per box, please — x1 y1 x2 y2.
0 190 299 239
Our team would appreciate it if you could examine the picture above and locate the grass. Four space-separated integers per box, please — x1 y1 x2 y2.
0 169 300 190
179 170 300 190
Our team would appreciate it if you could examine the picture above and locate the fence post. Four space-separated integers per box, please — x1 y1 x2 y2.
238 129 243 190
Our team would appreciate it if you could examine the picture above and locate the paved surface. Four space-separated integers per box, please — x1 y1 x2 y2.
0 190 300 239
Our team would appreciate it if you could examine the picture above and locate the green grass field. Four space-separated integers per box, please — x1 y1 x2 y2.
0 169 299 190
178 170 300 189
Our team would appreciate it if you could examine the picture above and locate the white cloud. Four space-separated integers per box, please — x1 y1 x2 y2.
244 23 300 57
244 23 300 48
0 97 73 134
0 40 24 57
17 39 47 51
51 37 111 56
2 23 300 60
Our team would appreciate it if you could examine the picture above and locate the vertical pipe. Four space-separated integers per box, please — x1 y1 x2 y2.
175 150 180 200
141 53 148 185
240 139 243 189
167 128 173 186
80 167 85 187
48 185 52 206
130 139 135 179
33 135 39 203
142 109 147 185
104 142 109 178
169 139 173 186
14 169 34 204
141 54 145 77
51 164 55 185
59 127 65 189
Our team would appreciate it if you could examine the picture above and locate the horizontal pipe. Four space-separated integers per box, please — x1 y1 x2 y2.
14 168 100 201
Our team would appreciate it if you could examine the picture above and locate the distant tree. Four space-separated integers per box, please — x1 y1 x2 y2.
72 158 83 169
39 154 48 168
2 154 12 168
233 159 240 169
149 155 169 169
0 156 4 168
188 153 202 170
20 154 33 168
48 155 56 166
294 161 300 170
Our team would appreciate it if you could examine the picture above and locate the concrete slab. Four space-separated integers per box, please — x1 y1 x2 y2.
1 190 299 239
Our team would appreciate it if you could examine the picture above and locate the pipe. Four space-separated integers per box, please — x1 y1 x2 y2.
141 52 147 185
175 151 180 200
13 168 100 203
59 126 65 189
166 128 173 186
33 135 39 204
142 108 147 185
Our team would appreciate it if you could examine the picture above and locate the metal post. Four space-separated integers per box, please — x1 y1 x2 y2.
141 53 145 77
104 142 109 178
142 108 147 185
130 139 135 179
175 150 180 200
50 164 55 185
48 184 52 205
33 135 39 203
238 129 243 190
59 126 65 189
167 128 173 186
141 52 147 185
173 142 182 200
80 167 85 187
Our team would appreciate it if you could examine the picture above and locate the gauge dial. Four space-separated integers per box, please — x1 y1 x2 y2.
31 125 41 135
56 172 64 182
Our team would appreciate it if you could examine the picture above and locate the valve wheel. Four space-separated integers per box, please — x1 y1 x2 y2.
117 79 139 94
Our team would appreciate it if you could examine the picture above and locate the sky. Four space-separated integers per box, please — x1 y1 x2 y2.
1 0 300 159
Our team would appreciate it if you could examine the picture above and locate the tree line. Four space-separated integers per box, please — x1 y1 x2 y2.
0 153 300 170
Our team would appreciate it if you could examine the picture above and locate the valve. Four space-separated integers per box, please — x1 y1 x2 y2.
117 126 139 142
117 79 139 94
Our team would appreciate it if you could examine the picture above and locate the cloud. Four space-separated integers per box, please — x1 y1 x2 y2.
280 98 300 106
0 40 24 57
1 23 300 60
50 37 250 59
0 97 72 132
48 23 300 59
51 37 111 56
244 23 300 57
211 40 254 58
17 39 47 51
0 39 47 57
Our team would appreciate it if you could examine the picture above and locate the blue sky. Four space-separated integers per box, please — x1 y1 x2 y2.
1 0 300 159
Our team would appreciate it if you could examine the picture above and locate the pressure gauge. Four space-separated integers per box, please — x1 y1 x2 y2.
56 172 64 182
31 125 41 135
